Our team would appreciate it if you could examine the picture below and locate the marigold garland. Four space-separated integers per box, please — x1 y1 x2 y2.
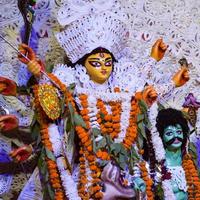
123 98 140 149
48 73 76 111
96 93 140 153
34 78 147 200
109 100 122 138
78 91 143 199
96 89 140 150
96 99 113 135
96 150 110 160
96 89 122 139
78 148 89 200
139 161 154 200
33 85 65 200
182 153 200 200
78 94 103 199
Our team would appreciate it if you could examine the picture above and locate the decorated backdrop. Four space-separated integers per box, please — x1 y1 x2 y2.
0 0 200 199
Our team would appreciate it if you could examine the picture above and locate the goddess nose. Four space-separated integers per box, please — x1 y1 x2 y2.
101 64 107 70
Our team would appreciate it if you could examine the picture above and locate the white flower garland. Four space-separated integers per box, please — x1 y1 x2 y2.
87 95 99 129
117 98 132 142
48 124 81 200
149 103 165 162
149 103 176 200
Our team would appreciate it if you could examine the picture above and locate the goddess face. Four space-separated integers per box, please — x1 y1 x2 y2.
163 124 184 150
84 52 113 84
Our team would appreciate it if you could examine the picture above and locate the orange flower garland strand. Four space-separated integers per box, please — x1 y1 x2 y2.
33 85 65 200
96 99 113 135
110 101 122 139
85 151 103 199
123 98 140 149
96 88 122 139
182 154 200 200
139 161 154 200
48 73 76 110
78 148 89 200
111 87 122 138
96 150 110 160
96 94 140 150
76 95 92 152
77 94 103 199
96 100 122 139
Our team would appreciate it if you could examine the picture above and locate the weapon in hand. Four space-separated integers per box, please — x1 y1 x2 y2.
0 35 61 90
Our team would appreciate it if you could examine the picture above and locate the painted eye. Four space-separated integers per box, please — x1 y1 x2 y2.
177 130 183 135
105 61 112 67
165 132 172 136
89 61 101 68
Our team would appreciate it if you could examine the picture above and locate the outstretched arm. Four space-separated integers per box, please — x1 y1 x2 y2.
154 61 190 100
145 39 190 99
137 38 168 91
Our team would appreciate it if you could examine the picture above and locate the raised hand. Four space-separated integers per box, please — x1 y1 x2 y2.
0 115 18 133
18 43 36 64
172 67 190 87
9 145 33 163
18 44 42 77
151 38 168 61
0 77 17 96
142 85 158 107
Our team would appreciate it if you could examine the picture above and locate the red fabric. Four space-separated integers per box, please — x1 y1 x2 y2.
10 146 32 162
0 77 17 96
0 115 18 132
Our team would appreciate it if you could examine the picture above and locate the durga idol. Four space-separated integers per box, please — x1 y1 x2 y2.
0 0 189 199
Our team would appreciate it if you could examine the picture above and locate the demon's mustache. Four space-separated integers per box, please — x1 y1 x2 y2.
165 137 183 146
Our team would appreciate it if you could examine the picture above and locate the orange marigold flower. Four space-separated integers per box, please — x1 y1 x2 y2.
104 115 112 121
94 192 103 199
90 165 97 171
87 145 92 152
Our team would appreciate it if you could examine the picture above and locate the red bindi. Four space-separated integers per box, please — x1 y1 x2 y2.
99 53 104 58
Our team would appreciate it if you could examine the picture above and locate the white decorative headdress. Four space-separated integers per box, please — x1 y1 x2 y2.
56 0 130 63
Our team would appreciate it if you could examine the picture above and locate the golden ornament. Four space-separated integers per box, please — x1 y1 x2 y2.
38 84 61 120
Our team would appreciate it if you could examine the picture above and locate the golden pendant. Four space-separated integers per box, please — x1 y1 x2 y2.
38 84 61 120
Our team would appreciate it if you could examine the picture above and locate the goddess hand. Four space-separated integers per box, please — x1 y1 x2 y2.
0 77 17 96
172 67 189 87
151 38 168 61
9 145 33 163
18 44 42 77
18 43 36 64
142 85 158 107
0 115 19 133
